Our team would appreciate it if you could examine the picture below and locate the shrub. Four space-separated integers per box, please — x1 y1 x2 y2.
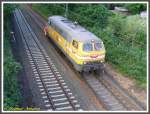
68 4 112 29
4 4 22 109
124 4 147 14
106 13 126 37
121 15 146 45
105 13 146 46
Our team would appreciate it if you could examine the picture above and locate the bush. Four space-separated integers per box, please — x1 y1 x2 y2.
4 4 22 109
106 13 126 36
121 15 146 45
104 3 125 10
124 4 147 14
105 13 146 46
68 4 112 28
4 4 17 21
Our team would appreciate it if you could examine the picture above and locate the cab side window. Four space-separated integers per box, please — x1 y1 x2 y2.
72 40 78 49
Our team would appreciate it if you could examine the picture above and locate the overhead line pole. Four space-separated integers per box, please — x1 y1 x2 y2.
65 3 68 18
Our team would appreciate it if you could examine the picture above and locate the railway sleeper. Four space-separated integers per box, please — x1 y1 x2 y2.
40 70 53 73
42 75 55 79
97 93 110 98
41 76 55 79
63 85 68 89
61 82 66 85
43 79 56 83
51 94 65 98
38 66 50 69
52 97 67 102
48 90 63 94
32 55 44 58
45 104 51 108
104 97 119 103
54 102 70 107
110 105 125 110
42 96 48 99
36 61 47 64
75 104 81 108
34 59 47 62
42 77 55 81
30 48 40 52
35 79 41 82
107 102 121 106
46 83 59 87
55 106 73 111
46 81 58 84
44 100 50 103
47 87 61 91
107 104 125 110
41 91 46 95
39 88 44 92
40 72 53 76
38 68 51 71
65 89 71 92
38 85 44 88
72 100 78 103
59 80 65 83
57 77 63 79
37 63 48 66
36 60 48 64
31 51 43 54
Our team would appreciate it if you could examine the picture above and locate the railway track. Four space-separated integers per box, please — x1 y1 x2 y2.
21 6 46 30
20 6 145 111
83 70 145 111
83 72 126 111
13 8 82 111
98 70 146 110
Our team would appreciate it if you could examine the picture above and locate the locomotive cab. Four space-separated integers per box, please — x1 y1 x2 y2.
70 38 105 72
78 40 105 72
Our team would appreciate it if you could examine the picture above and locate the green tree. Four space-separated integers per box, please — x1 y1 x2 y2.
124 4 147 14
68 4 112 29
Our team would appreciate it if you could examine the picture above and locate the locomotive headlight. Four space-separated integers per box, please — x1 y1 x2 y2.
83 62 87 64
91 40 94 43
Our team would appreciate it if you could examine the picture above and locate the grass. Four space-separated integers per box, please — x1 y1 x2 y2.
4 5 22 110
31 4 147 89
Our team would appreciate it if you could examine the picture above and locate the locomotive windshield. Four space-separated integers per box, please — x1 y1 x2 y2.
83 43 93 51
94 42 102 51
83 42 103 52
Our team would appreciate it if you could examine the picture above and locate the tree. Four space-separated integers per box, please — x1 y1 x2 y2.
124 4 147 14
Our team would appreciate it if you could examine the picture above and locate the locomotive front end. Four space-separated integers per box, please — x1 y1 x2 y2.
80 39 106 72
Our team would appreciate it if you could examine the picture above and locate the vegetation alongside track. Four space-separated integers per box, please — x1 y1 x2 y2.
4 4 22 110
32 4 147 89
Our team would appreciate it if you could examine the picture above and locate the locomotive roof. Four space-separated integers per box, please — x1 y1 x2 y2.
48 16 102 42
